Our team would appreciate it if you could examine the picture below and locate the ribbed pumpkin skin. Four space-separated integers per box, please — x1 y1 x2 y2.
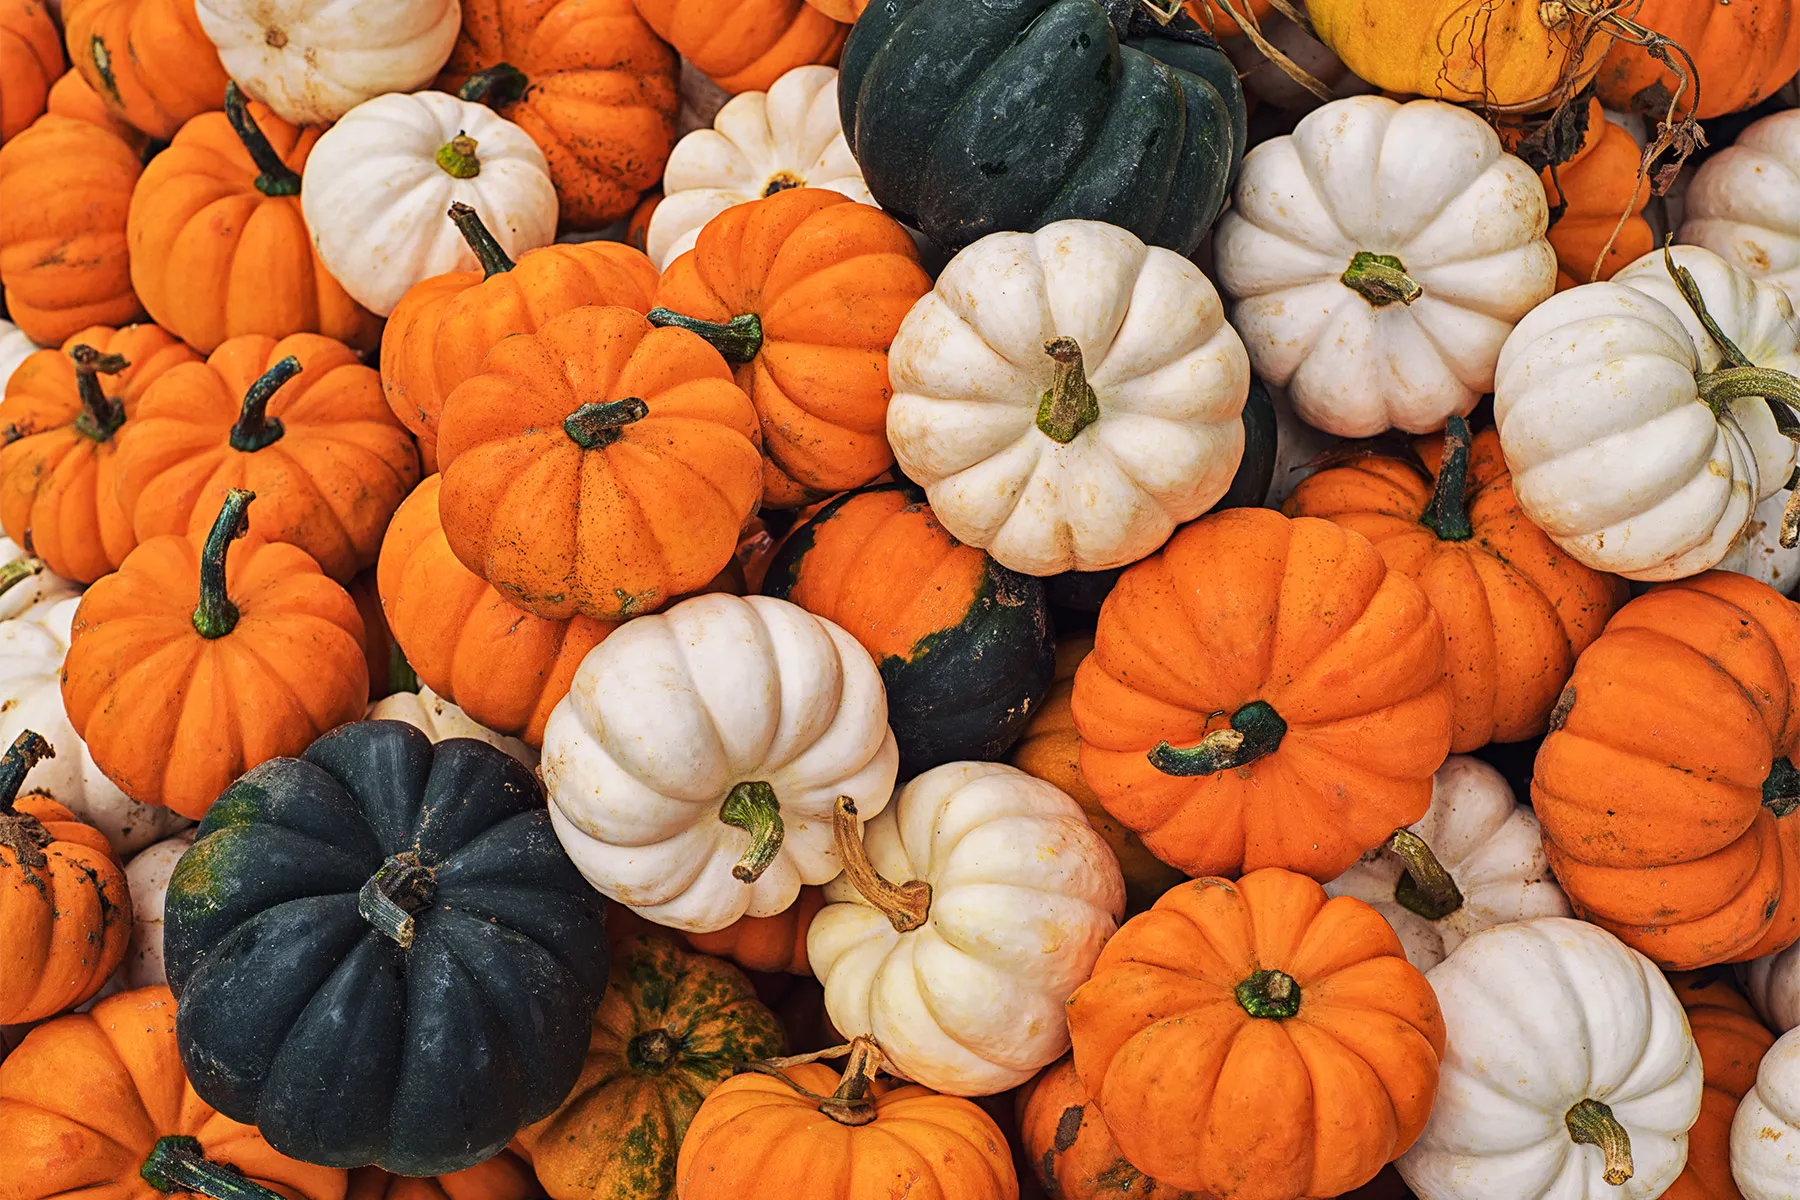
516 934 785 1200
632 0 847 94
1535 98 1654 289
1015 1055 1202 1200
0 0 63 142
1662 972 1777 1200
61 0 229 139
1534 572 1800 969
683 885 824 974
1596 0 1798 119
347 1153 536 1200
45 66 149 149
763 480 1054 775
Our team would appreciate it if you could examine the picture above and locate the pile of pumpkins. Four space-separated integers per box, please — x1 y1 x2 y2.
0 1 1798 1198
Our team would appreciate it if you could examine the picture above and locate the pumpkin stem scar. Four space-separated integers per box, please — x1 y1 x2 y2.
140 1134 292 1200
832 796 932 933
0 730 56 870
1037 337 1102 444
192 489 256 640
447 201 515 277
1148 700 1287 776
564 397 650 450
1565 1098 1634 1185
1764 758 1800 819
435 133 483 180
1235 968 1301 1019
0 555 44 601
457 62 530 109
358 851 438 948
89 37 118 100
68 344 130 443
1419 415 1475 542
719 780 785 884
646 308 764 365
627 1027 682 1073
228 357 301 452
761 170 805 197
223 82 301 198
1388 828 1465 920
1341 251 1423 307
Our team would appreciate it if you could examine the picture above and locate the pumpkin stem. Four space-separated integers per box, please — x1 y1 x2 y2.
435 133 482 180
192 490 255 640
1564 1098 1633 1186
1341 251 1423 308
1419 415 1475 542
1037 337 1102 444
821 1037 883 1127
227 356 300 452
0 555 44 600
1148 700 1287 776
1388 828 1465 920
646 308 764 364
831 796 931 934
358 852 438 949
447 202 515 277
564 397 650 451
627 1028 681 1073
140 1134 291 1200
1235 968 1301 1019
223 82 301 198
720 780 785 884
69 345 130 443
457 63 530 109
1765 757 1800 819
0 729 53 822
1663 246 1756 370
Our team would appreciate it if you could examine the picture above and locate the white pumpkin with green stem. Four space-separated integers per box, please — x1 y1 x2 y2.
367 684 537 769
1731 1026 1800 1199
807 761 1125 1096
540 593 899 934
1743 941 1800 1034
1679 109 1800 307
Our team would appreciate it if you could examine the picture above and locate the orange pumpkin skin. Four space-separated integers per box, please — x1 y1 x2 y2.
1182 0 1274 37
1662 972 1776 1200
44 67 147 151
346 1152 536 1200
683 885 824 974
1502 97 1653 289
0 324 200 583
61 0 230 139
1596 0 1798 120
0 0 63 143
632 0 846 94
1066 869 1447 1200
1535 572 1800 970
436 305 763 621
1015 1055 1202 1200
1073 508 1454 880
1284 423 1628 753
116 333 421 584
650 186 932 507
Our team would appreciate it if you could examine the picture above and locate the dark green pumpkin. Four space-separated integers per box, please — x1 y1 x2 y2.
763 480 1054 777
163 720 609 1177
839 0 1247 255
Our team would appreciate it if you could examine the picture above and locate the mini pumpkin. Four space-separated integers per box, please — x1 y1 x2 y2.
1016 1055 1200 1200
1595 0 1799 120
1745 940 1800 1033
1507 97 1654 289
1680 109 1800 306
683 885 824 974
118 828 195 989
62 0 230 139
633 0 848 95
346 1153 536 1200
0 0 62 143
1733 1025 1800 1199
1663 972 1776 1200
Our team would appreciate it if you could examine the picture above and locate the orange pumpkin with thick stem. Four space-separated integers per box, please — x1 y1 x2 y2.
632 0 847 94
1502 97 1653 289
0 0 63 143
127 83 380 355
684 885 824 974
62 488 369 820
1662 971 1776 1200
1534 571 1800 969
650 187 931 507
1015 1055 1202 1200
1065 868 1446 1200
1073 507 1454 881
61 0 229 139
0 324 199 583
1284 417 1628 753
346 1152 535 1200
1596 0 1799 120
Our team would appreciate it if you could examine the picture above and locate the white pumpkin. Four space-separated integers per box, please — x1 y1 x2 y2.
301 90 557 316
808 761 1124 1096
367 684 538 769
0 536 76 622
885 219 1250 576
646 65 870 270
1680 109 1800 307
0 320 37 393
1743 941 1800 1034
1731 1025 1800 1200
195 0 462 126
119 829 196 990
1495 245 1800 581
1722 488 1800 595
1213 96 1557 439
1398 918 1703 1200
541 593 899 934
1323 756 1572 972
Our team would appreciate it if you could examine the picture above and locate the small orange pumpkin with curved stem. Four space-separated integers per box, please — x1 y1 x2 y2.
632 0 848 95
0 0 63 143
60 0 230 139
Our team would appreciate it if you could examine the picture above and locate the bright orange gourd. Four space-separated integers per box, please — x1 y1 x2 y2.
1662 972 1777 1200
1073 507 1454 880
1596 0 1798 119
632 0 847 94
650 187 931 506
684 886 824 974
1066 868 1446 1200
61 0 229 139
42 67 146 150
1502 97 1654 289
0 0 62 143
1016 1055 1201 1200
346 1153 535 1200
1535 571 1800 969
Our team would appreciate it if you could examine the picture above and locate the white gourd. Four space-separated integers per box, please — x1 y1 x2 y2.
1680 109 1800 308
1730 1025 1800 1199
119 829 196 989
1743 940 1800 1034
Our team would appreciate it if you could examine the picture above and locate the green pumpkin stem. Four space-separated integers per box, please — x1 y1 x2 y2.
0 730 54 821
1564 1099 1634 1186
227 357 300 452
140 1134 291 1200
1389 829 1465 920
1148 700 1287 776
0 555 45 600
1235 969 1301 1019
357 852 437 949
447 202 515 277
1662 245 1757 370
1036 337 1101 444
223 82 301 198
1419 415 1475 542
192 490 255 640
564 397 649 451
832 797 931 934
646 308 764 364
69 345 130 443
720 781 786 884
457 63 530 109
1765 757 1800 819
1341 251 1423 307
435 133 482 180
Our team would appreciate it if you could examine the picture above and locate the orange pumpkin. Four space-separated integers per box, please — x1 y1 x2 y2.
116 332 420 583
61 0 229 139
438 0 679 228
1502 97 1654 289
0 325 199 582
0 730 132 1025
436 304 763 621
632 0 847 94
1183 0 1275 37
650 187 931 506
1284 418 1628 753
684 885 824 974
0 0 63 143
1535 571 1800 969
1066 868 1446 1199
626 188 660 253
1596 0 1799 119
43 67 147 151
1663 971 1777 1200
62 488 369 819
346 567 402 700
346 1152 536 1200
127 83 380 354
1073 507 1454 880
1015 1055 1202 1200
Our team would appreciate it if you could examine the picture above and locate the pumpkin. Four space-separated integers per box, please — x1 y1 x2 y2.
366 685 538 769
1662 972 1777 1200
62 489 370 819
1066 867 1446 1198
126 83 381 354
435 305 762 621
0 0 62 142
838 0 1245 258
1596 0 1798 120
1496 245 1800 580
1016 1054 1200 1200
885 219 1252 575
541 592 900 932
648 186 930 507
646 64 869 269
0 986 349 1200
1745 941 1800 1032
196 0 461 125
0 324 200 582
164 719 610 1176
380 203 658 455
1725 488 1800 596
762 481 1055 773
683 885 823 974
43 63 150 151
515 934 785 1200
1284 417 1629 751
1513 98 1655 290
0 730 132 1025
1073 507 1454 880
1679 108 1800 307
61 0 230 139
116 332 420 584
346 1152 536 1200
675 1037 1019 1199
1733 1025 1800 1198
633 0 847 95
118 828 194 989
437 0 679 229
300 90 558 316
1215 96 1558 439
